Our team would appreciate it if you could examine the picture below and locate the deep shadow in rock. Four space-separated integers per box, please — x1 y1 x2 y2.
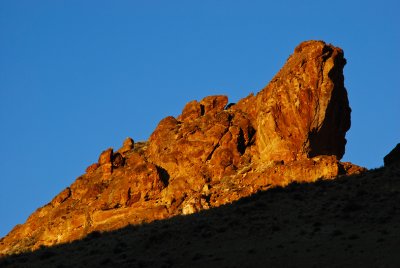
156 165 170 186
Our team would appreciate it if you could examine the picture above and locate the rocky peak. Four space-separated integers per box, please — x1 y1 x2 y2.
0 40 365 256
246 40 349 163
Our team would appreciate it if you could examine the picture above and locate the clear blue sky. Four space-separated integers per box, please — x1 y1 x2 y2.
0 1 399 237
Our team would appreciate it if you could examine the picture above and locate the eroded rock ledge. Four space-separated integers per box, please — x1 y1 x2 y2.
0 40 365 255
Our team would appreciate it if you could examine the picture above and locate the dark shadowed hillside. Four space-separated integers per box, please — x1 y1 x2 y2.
1 165 399 268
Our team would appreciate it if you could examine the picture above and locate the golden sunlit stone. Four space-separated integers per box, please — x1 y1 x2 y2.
0 41 365 256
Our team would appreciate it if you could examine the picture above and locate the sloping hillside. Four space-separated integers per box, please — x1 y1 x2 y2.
1 165 399 267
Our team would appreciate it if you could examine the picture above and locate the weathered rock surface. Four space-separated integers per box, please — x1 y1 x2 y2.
0 40 365 256
234 40 350 163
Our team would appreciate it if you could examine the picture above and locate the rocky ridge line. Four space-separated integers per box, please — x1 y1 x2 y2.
0 40 365 255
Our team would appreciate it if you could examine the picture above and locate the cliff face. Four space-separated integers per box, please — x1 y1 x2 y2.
0 40 365 255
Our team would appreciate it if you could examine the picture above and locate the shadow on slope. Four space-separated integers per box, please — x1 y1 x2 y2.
1 166 400 268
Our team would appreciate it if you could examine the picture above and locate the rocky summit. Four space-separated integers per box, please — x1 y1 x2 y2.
0 40 366 256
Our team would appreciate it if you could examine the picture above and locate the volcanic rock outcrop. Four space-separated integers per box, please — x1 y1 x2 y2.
0 40 365 256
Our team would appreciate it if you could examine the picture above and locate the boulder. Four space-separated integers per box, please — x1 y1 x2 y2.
118 137 134 155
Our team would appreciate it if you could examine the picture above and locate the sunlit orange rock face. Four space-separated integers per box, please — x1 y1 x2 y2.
0 40 365 255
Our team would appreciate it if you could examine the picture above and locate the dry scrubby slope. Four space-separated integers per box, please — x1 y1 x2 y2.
1 166 400 267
